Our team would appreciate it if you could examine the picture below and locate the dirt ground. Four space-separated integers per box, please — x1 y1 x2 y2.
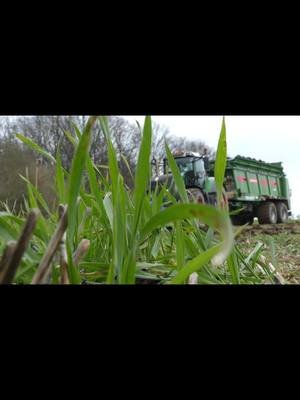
236 221 300 284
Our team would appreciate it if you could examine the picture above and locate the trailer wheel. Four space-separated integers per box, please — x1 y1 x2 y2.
276 202 288 223
257 202 277 224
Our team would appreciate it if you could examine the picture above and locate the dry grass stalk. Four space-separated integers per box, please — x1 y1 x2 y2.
58 205 69 284
0 209 39 284
73 239 90 266
258 254 285 284
188 272 199 284
0 241 17 283
31 205 68 284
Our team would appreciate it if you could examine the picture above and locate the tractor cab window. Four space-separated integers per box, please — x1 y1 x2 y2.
194 159 205 176
164 157 206 183
176 157 194 175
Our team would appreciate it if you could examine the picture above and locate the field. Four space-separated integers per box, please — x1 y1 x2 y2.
0 116 298 285
236 221 300 284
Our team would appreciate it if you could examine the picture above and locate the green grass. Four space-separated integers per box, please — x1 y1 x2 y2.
0 116 278 285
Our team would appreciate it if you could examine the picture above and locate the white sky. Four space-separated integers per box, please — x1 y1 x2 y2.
125 116 300 217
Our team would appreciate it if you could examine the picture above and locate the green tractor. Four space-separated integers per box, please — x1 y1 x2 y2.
151 150 218 206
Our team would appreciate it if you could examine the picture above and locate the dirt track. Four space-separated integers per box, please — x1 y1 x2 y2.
238 222 300 236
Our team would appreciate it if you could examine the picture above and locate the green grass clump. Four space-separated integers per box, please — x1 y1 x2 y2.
0 116 274 284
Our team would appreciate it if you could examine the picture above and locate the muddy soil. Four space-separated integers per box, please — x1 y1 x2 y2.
237 222 300 236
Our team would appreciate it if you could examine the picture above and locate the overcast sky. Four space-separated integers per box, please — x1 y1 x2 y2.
125 116 300 217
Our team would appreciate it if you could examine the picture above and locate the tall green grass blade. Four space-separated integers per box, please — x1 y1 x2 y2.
123 117 153 284
72 122 82 140
56 146 66 204
115 175 127 283
204 227 215 248
0 214 39 263
244 242 264 266
66 116 97 283
184 235 200 258
86 158 110 231
227 251 240 284
120 153 134 182
165 141 189 204
136 120 142 137
98 116 119 203
214 117 227 209
98 116 126 283
175 221 185 270
64 130 77 146
269 237 277 268
24 174 38 210
0 215 20 241
142 204 227 240
16 134 57 164
169 244 223 284
132 116 152 235
20 175 50 241
19 175 52 218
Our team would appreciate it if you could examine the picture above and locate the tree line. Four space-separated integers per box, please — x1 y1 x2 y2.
0 116 215 211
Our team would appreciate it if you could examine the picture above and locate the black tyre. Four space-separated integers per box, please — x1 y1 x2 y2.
231 214 254 226
247 216 254 225
276 202 289 223
257 202 277 224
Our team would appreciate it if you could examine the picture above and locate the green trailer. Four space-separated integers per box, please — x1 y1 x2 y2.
211 156 292 225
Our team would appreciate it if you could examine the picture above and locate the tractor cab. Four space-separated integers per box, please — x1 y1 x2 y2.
150 150 217 205
163 151 208 190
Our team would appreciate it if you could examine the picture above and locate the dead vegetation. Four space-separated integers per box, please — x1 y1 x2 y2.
236 221 300 284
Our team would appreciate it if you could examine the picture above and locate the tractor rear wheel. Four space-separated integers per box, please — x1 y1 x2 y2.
276 202 289 223
187 189 206 204
257 202 277 224
207 189 227 208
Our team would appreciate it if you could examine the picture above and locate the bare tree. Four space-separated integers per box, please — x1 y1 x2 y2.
0 116 216 209
184 139 216 160
13 116 83 169
151 122 184 156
